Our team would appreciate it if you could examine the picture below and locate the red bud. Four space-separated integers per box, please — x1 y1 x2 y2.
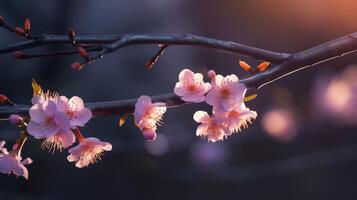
78 47 88 57
0 16 4 24
71 62 82 71
0 94 8 103
13 51 24 59
68 29 76 44
14 27 25 36
24 18 31 33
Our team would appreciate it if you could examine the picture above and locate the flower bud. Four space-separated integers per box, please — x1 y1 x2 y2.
13 51 24 59
71 62 82 71
68 29 76 44
78 47 88 57
143 129 156 141
14 27 25 36
24 18 31 33
0 16 4 25
0 94 8 103
9 114 23 126
239 60 253 72
207 70 216 79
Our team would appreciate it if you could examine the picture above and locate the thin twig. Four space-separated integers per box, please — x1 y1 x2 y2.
14 46 102 59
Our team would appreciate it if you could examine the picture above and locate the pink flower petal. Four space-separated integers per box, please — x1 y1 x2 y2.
29 104 46 123
174 83 186 96
193 111 210 123
178 69 194 83
27 121 48 139
68 96 85 111
70 107 92 127
44 100 57 117
56 96 69 112
55 112 71 131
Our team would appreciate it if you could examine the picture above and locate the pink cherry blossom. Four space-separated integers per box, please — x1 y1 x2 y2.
57 96 92 128
134 95 167 141
174 69 211 103
27 99 70 139
41 129 76 153
0 141 32 179
67 137 112 168
193 111 229 142
205 73 246 111
213 103 257 134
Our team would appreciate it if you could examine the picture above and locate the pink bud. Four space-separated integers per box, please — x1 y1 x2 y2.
207 70 216 79
9 114 23 126
143 129 156 141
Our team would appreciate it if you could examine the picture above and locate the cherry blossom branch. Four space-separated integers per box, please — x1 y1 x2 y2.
0 16 356 119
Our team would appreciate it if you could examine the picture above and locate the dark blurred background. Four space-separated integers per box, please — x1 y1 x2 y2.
0 0 357 199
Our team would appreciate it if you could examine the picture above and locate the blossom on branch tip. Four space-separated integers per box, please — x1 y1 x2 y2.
193 111 229 142
174 69 211 103
134 95 167 141
67 137 112 168
0 141 32 179
205 73 246 111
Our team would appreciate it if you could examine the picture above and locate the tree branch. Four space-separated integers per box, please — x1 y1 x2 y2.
0 33 290 63
0 18 356 120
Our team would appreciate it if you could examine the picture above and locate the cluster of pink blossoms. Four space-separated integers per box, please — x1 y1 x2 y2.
0 67 258 179
27 91 112 168
175 69 257 142
0 82 113 179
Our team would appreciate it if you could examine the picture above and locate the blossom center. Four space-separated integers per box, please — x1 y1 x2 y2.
45 116 55 125
187 84 197 93
220 88 230 98
67 110 75 119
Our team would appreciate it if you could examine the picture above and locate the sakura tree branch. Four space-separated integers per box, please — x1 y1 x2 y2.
0 32 356 119
0 16 356 119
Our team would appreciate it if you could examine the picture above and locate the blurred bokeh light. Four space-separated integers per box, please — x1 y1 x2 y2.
262 108 297 142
